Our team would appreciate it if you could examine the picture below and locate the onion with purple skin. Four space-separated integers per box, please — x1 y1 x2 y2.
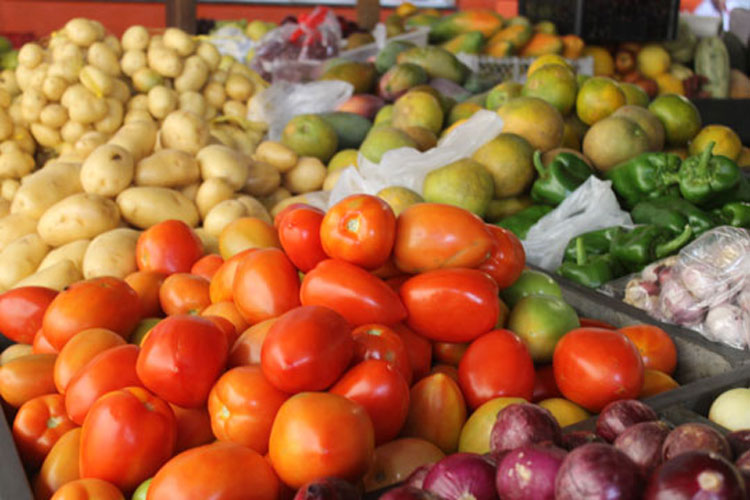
489 403 561 453
645 451 746 500
596 399 659 442
423 453 497 500
728 431 750 458
662 423 732 462
483 450 510 467
737 449 750 473
614 420 671 478
657 279 706 326
405 465 433 489
554 443 642 500
293 477 361 500
561 430 605 451
495 444 567 500
379 486 443 500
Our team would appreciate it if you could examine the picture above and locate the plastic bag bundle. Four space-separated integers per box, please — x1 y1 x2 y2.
203 26 257 63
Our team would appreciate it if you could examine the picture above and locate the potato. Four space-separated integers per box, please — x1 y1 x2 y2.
283 156 326 194
132 67 163 93
161 110 209 155
196 144 248 190
108 119 157 161
30 123 62 149
39 104 68 129
68 92 108 124
65 18 100 47
147 85 178 120
0 214 38 252
81 144 134 197
13 260 82 292
180 182 200 202
28 63 50 92
117 186 199 228
196 178 235 219
18 43 44 69
0 110 12 143
82 228 140 279
121 25 150 51
87 42 121 76
21 88 46 123
194 227 219 255
94 98 124 135
244 160 281 197
203 199 246 237
13 127 35 155
196 42 220 71
260 186 291 211
210 69 228 85
1 179 19 201
103 35 122 57
222 100 246 118
80 65 113 97
38 238 90 272
174 56 208 93
121 50 146 77
0 233 49 289
0 88 10 107
124 110 154 125
38 193 120 247
225 73 254 102
0 198 9 218
61 121 91 144
271 194 310 218
109 79 131 104
0 149 34 179
202 82 226 109
147 45 183 78
179 91 207 117
74 131 108 158
0 70 20 96
49 59 82 85
163 28 195 57
235 194 272 225
134 149 200 188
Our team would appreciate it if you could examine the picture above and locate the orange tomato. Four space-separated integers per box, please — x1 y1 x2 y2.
352 324 412 385
190 253 223 281
639 369 679 398
218 217 280 260
0 353 57 408
269 392 375 489
12 393 77 468
136 219 204 275
619 324 677 375
53 328 126 394
33 329 59 354
124 271 167 318
34 427 81 500
201 301 249 341
49 478 124 500
227 319 277 368
159 273 211 316
208 248 256 304
170 404 215 454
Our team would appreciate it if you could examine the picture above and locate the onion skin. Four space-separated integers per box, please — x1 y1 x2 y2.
614 421 671 478
596 399 658 442
423 453 497 500
662 423 732 462
561 430 605 451
293 477 361 500
645 451 746 500
379 486 442 500
495 444 567 500
404 465 433 489
729 431 750 458
489 403 562 453
554 443 642 500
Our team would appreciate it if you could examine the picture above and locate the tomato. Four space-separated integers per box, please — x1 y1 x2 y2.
320 194 396 270
190 254 223 281
477 225 525 289
227 319 276 368
457 329 535 409
274 202 314 227
136 315 228 408
0 343 33 365
400 268 499 343
79 386 176 492
200 301 248 343
124 271 167 318
0 353 57 408
34 427 81 500
261 305 353 393
208 366 289 454
42 277 141 351
209 248 256 304
532 364 562 402
12 393 77 469
147 442 279 500
269 392 375 489
331 360 410 445
50 478 124 500
619 324 677 375
169 404 215 454
579 318 616 330
401 373 466 454
65 344 143 425
136 220 203 274
300 259 407 326
158 273 211 316
0 287 58 344
362 438 444 493
276 204 328 272
639 369 679 398
372 257 404 280
232 248 300 324
34 329 59 354
393 203 493 273
433 342 468 367
218 217 280 260
54 329 127 394
385 274 411 294
430 364 459 383
392 323 432 382
553 328 644 413
352 324 412 385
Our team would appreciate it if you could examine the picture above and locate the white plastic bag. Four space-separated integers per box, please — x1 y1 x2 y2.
523 176 634 271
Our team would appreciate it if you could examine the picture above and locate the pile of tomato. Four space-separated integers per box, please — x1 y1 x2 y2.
0 195 680 500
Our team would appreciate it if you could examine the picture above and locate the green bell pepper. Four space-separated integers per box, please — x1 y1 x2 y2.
714 201 750 228
557 237 619 288
604 152 682 209
496 205 554 240
562 226 625 262
678 141 741 205
611 224 693 272
530 150 594 206
631 197 715 236
705 175 750 208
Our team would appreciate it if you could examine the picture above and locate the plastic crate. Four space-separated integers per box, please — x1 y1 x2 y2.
457 54 594 84
518 0 680 43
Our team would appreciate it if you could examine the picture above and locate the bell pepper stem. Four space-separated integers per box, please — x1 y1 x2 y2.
655 224 693 259
532 150 548 178
694 141 715 176
574 236 587 266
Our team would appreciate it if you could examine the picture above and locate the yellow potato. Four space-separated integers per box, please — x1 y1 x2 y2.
175 55 209 93
74 131 108 158
260 186 291 211
121 25 150 51
148 85 178 120
124 109 154 125
225 73 254 102
196 177 235 219
87 41 121 76
38 193 121 247
38 238 90 272
179 91 207 117
14 127 36 155
202 82 226 109
39 104 68 129
110 79 131 104
180 182 200 202
1 179 19 201
30 123 62 149
147 45 183 78
13 260 82 292
235 194 272 225
82 227 140 279
41 75 68 101
163 27 196 57
116 186 199 228
121 50 147 77
222 100 246 118
284 156 327 194
128 94 150 112
103 35 122 57
135 149 200 188
61 121 91 145
196 42 220 70
0 214 38 252
21 88 46 123
0 108 13 141
108 119 158 161
0 149 35 178
194 227 219 255
65 18 100 47
196 144 248 190
80 144 135 197
80 65 114 97
161 110 209 155
18 43 44 69
245 160 281 197
0 198 8 218
94 98 124 135
203 199 248 238
0 233 49 289
131 67 163 93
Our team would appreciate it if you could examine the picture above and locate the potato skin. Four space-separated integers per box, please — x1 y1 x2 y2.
37 193 121 247
0 233 50 290
13 260 83 291
80 144 135 197
82 228 140 279
38 239 90 272
135 149 200 188
116 186 199 228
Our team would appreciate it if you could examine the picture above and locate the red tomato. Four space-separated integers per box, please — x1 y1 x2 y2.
320 194 396 270
274 202 314 227
34 427 81 500
0 353 57 408
457 329 535 409
392 323 432 382
54 328 126 394
372 257 404 280
261 305 353 394
136 315 228 408
190 254 223 281
269 392 375 489
208 366 289 454
619 324 677 375
209 248 256 304
124 271 167 318
579 318 617 329
201 301 248 343
385 274 412 294
277 204 328 272
331 360 410 445
147 442 279 500
12 393 77 469
136 219 203 274
433 342 468 367
79 386 176 492
430 364 460 383
33 329 59 354
400 269 499 343
170 404 214 454
393 203 493 274
478 225 525 289
50 478 124 500
203 315 238 351
300 259 407 326
553 328 645 413
65 344 143 425
158 273 211 316
532 364 562 402
232 248 301 324
352 324 412 385
0 287 58 344
227 319 277 368
42 277 141 351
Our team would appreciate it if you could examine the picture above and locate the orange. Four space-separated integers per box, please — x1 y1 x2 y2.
648 93 702 146
497 96 564 152
522 63 578 115
655 73 685 96
526 53 573 78
689 124 743 160
619 82 650 107
576 77 626 125
637 44 671 78
581 46 615 76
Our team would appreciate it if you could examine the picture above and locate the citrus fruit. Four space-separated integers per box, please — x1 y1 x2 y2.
689 124 742 160
472 133 535 198
582 116 650 172
422 159 494 216
527 53 573 78
581 46 615 76
637 44 671 78
328 149 359 172
522 63 578 115
655 73 684 95
280 114 338 163
497 96 564 152
619 82 650 107
648 93 702 146
376 186 424 216
576 77 626 125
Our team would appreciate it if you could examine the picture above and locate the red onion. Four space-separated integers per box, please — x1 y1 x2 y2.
379 486 442 500
728 431 750 458
662 423 732 462
561 430 605 451
736 449 750 473
596 399 658 442
423 453 497 500
645 451 746 500
495 444 567 500
489 403 561 453
555 443 642 500
614 421 671 478
405 464 433 490
293 477 361 500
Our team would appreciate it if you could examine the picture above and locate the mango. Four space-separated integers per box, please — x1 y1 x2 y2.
378 63 429 101
520 33 564 57
441 31 485 55
429 11 504 43
392 91 445 135
319 112 373 150
319 61 377 94
397 46 470 84
375 40 417 74
360 126 418 163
